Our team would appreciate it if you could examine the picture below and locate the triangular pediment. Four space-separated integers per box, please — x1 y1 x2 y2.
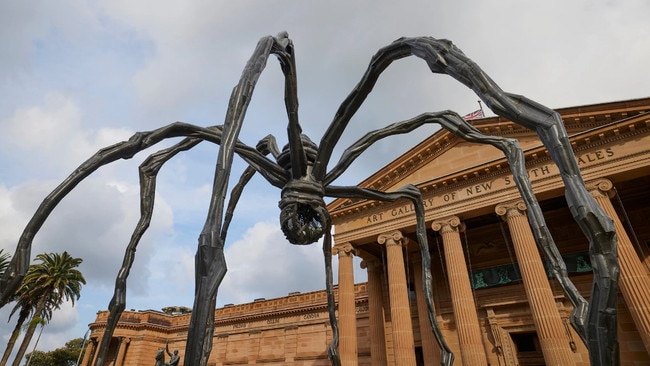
381 131 540 192
327 97 650 213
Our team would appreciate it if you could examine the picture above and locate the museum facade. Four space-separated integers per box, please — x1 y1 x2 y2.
85 97 650 366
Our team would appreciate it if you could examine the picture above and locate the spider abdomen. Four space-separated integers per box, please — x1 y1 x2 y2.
278 179 329 245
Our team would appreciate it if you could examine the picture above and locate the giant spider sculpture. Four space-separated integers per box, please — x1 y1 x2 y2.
0 32 618 366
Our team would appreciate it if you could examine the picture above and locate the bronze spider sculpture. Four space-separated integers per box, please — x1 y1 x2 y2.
0 32 618 366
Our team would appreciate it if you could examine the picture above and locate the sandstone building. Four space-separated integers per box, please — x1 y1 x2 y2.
85 97 650 365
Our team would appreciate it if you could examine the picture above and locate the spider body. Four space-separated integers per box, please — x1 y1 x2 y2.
279 179 329 245
275 134 330 245
0 33 619 366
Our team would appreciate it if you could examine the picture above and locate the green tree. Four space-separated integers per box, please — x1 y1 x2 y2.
25 338 85 366
10 252 85 366
20 350 50 366
50 338 85 366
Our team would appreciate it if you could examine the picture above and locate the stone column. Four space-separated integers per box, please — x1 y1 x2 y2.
496 201 576 365
81 338 96 366
431 216 487 366
114 337 130 366
588 179 650 354
378 230 417 366
411 255 441 364
90 337 102 366
333 243 359 366
360 256 388 366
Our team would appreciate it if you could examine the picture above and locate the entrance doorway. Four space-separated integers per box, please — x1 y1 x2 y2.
415 346 424 366
509 331 544 366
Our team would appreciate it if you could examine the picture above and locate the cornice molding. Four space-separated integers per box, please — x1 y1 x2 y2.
89 297 371 335
89 284 371 335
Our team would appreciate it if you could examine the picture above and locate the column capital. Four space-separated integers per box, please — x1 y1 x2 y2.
377 230 409 248
360 256 382 270
495 200 527 219
586 178 615 199
332 243 358 257
430 215 464 233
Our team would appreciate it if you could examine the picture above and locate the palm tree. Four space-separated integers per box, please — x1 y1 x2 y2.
1 263 50 366
0 249 22 366
10 252 86 366
0 293 39 366
24 316 47 366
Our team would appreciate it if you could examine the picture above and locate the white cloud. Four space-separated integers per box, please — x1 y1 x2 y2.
1 93 133 177
1 0 649 355
45 301 80 333
0 178 174 291
6 93 82 147
0 186 28 248
218 222 334 305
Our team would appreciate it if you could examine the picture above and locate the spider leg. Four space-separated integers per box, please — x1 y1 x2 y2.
96 133 277 365
273 34 310 179
197 125 286 187
185 33 297 366
326 110 589 340
256 134 281 160
487 95 617 362
222 134 280 241
325 184 454 366
0 122 210 305
323 225 341 366
433 112 591 341
94 136 202 365
0 122 283 307
405 38 617 362
189 137 277 366
318 36 617 363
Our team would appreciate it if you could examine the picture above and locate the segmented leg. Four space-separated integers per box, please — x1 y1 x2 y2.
95 131 284 365
326 184 454 366
437 111 591 342
507 95 618 362
316 36 618 364
95 137 201 365
222 135 281 241
0 122 283 308
322 226 341 366
185 33 299 366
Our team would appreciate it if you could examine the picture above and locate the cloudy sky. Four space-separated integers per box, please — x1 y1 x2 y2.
1 0 649 355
